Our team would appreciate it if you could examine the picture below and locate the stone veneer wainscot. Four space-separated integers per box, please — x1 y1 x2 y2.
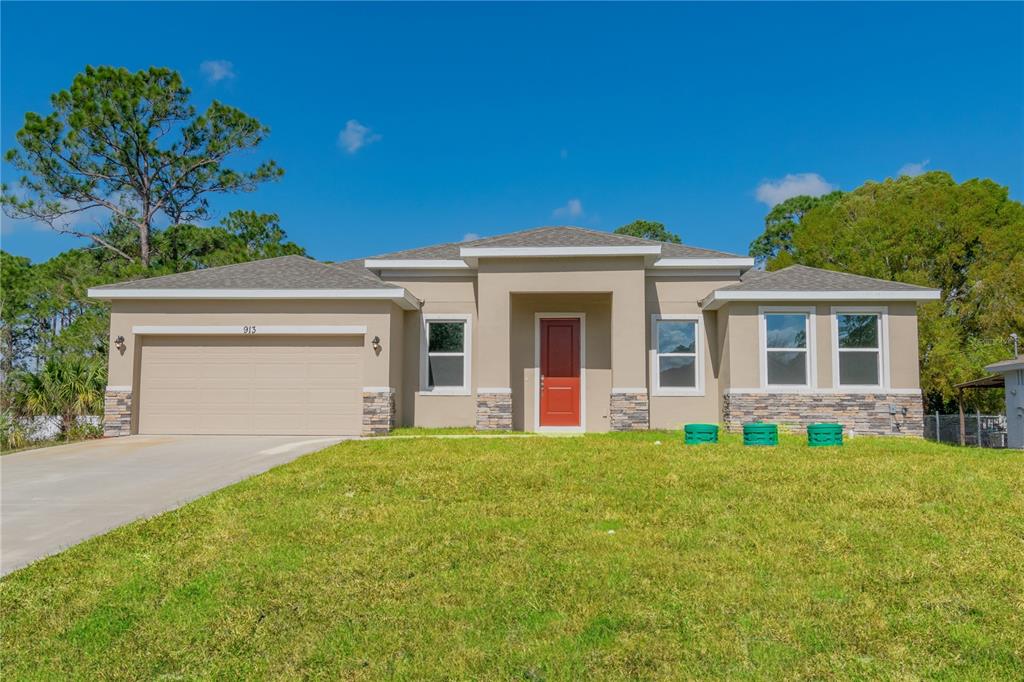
476 390 513 430
103 388 133 437
362 388 396 436
610 390 650 431
723 392 924 436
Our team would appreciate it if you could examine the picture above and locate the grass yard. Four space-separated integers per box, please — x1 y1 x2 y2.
2 433 1022 679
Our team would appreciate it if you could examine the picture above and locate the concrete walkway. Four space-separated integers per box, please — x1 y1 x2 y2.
1 434 348 576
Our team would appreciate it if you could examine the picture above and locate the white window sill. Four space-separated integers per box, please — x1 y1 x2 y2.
761 385 815 392
651 389 705 397
416 389 471 397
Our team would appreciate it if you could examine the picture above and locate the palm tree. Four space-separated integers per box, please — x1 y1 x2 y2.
11 357 105 438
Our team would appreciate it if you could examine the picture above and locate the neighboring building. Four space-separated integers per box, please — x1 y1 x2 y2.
984 356 1024 449
88 226 940 437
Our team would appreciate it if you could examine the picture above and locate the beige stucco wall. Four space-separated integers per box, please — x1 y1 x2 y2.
645 276 737 428
721 300 922 391
886 302 921 389
391 277 478 428
105 299 399 429
387 306 406 425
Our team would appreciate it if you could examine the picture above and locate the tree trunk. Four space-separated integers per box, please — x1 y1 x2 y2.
139 220 151 268
62 411 74 439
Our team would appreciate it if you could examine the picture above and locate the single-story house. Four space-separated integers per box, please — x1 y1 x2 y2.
89 226 941 437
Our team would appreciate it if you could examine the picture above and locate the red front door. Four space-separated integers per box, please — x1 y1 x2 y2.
539 318 581 427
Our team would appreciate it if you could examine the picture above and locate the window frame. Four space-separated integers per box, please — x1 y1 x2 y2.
650 314 704 396
831 306 889 391
419 313 472 395
758 306 817 390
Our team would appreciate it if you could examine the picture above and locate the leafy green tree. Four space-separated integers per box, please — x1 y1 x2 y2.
614 220 681 243
1 66 283 266
156 211 304 270
748 192 843 267
10 356 105 437
748 171 1023 410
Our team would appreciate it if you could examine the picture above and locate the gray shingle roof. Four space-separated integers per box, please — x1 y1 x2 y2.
92 255 393 290
371 226 743 260
718 264 936 292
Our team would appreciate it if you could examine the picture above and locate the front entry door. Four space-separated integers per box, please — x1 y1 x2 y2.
539 318 581 427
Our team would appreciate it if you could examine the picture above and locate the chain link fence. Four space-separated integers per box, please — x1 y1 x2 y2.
923 413 1008 448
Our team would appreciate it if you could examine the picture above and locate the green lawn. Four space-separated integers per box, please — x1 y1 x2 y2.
2 433 1022 679
388 426 520 436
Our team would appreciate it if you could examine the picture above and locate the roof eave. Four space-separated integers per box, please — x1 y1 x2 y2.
87 287 422 310
652 257 755 270
700 289 942 310
363 259 471 270
985 357 1024 373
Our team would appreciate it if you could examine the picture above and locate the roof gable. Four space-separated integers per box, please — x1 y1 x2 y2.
701 264 941 309
719 264 936 293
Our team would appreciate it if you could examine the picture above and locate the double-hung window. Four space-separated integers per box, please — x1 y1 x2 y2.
762 310 812 387
834 310 884 388
421 314 471 393
651 315 701 394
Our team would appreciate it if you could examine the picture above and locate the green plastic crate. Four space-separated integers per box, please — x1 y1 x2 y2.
743 422 778 446
684 423 719 444
807 422 843 447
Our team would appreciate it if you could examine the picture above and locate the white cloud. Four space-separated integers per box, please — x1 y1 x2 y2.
553 198 584 219
755 173 835 207
338 119 382 154
461 232 480 242
200 60 235 84
898 159 930 177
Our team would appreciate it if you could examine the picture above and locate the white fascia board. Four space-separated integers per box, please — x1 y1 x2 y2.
701 289 942 310
88 287 421 309
132 325 368 336
379 269 476 280
363 259 471 270
459 245 662 258
652 257 755 269
647 268 743 278
396 290 422 310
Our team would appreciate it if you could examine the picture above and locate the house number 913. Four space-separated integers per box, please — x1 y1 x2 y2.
242 325 257 335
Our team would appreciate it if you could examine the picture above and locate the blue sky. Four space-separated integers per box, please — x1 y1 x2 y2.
2 2 1022 263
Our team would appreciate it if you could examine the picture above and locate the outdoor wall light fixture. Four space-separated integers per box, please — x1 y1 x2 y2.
114 335 125 349
371 335 382 352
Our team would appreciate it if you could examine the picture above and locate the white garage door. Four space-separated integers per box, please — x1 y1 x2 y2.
138 335 364 435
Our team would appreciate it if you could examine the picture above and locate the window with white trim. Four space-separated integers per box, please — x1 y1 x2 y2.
653 317 699 392
421 315 470 392
764 312 810 386
836 312 881 386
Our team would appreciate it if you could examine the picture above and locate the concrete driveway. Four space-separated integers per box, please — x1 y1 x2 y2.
1 434 350 576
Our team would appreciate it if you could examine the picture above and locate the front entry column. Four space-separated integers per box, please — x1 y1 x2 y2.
475 278 513 430
610 278 649 430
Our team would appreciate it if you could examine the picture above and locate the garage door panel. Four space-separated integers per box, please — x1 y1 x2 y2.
139 335 364 435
